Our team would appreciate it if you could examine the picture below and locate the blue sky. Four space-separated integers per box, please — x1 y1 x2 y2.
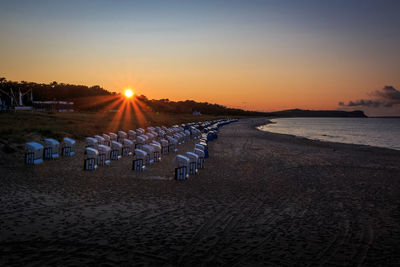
1 0 399 115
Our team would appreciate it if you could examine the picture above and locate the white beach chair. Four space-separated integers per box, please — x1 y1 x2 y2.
84 147 98 170
85 137 98 149
136 128 145 135
195 143 205 152
150 143 162 162
167 136 178 152
141 144 155 165
174 154 190 180
61 137 75 156
186 152 199 174
110 141 122 160
160 139 169 155
184 130 191 141
151 140 161 147
109 132 117 142
97 144 111 165
136 135 146 149
147 126 156 132
102 134 111 146
94 135 105 145
25 142 44 165
194 148 205 169
173 133 183 145
145 133 154 142
133 149 147 171
128 130 136 141
117 130 127 142
44 138 60 159
122 138 134 156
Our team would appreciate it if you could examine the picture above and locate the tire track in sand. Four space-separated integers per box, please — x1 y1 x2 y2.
353 224 374 267
305 218 350 267
176 196 248 265
220 198 298 267
201 196 285 266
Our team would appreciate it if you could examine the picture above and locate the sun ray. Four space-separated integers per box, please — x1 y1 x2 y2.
131 97 148 128
116 99 129 131
102 96 126 133
134 98 154 125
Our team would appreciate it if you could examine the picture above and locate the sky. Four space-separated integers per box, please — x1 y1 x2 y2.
1 0 399 116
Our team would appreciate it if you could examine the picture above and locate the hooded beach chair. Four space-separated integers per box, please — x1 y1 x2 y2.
61 137 75 156
194 148 205 169
150 143 162 162
136 128 145 135
167 136 178 152
97 144 111 165
128 130 136 141
117 131 127 143
85 137 98 149
109 132 117 142
25 142 44 165
174 154 190 180
160 139 169 154
186 152 199 174
133 149 147 171
102 134 111 146
94 135 105 145
141 144 155 165
44 138 60 159
122 138 134 156
136 135 146 149
84 147 98 170
110 141 122 160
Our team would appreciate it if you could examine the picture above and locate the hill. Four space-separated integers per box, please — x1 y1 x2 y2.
266 109 367 118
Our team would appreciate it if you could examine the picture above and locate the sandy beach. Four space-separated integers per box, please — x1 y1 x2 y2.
1 118 400 266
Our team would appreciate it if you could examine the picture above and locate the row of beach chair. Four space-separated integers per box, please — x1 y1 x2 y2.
173 120 229 180
24 119 237 180
83 123 201 170
25 137 75 165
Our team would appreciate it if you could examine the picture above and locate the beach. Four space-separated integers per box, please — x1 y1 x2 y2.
1 117 400 266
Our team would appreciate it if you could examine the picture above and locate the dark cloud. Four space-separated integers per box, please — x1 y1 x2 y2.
339 86 400 108
346 99 382 107
375 86 400 102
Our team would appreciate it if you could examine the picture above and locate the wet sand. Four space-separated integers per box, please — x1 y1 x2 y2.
1 118 400 266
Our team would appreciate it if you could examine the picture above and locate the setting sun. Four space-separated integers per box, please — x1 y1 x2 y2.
124 89 134 98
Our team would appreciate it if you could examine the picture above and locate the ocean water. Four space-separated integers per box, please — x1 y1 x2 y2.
258 117 400 150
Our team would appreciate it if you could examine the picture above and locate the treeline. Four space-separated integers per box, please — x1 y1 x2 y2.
0 77 113 105
0 77 263 116
0 77 366 117
138 96 266 116
72 95 265 116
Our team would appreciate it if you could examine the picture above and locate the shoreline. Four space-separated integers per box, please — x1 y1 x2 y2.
256 117 400 153
1 118 400 266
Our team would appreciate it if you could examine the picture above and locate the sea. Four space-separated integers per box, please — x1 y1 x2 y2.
258 117 400 151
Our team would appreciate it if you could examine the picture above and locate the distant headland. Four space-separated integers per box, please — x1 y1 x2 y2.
265 109 367 118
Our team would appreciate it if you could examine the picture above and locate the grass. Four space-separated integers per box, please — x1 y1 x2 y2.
0 110 237 145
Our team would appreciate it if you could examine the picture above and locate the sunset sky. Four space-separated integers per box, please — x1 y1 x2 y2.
1 0 399 115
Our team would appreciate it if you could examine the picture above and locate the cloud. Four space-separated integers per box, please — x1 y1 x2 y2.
375 86 400 104
339 86 400 108
345 100 382 107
